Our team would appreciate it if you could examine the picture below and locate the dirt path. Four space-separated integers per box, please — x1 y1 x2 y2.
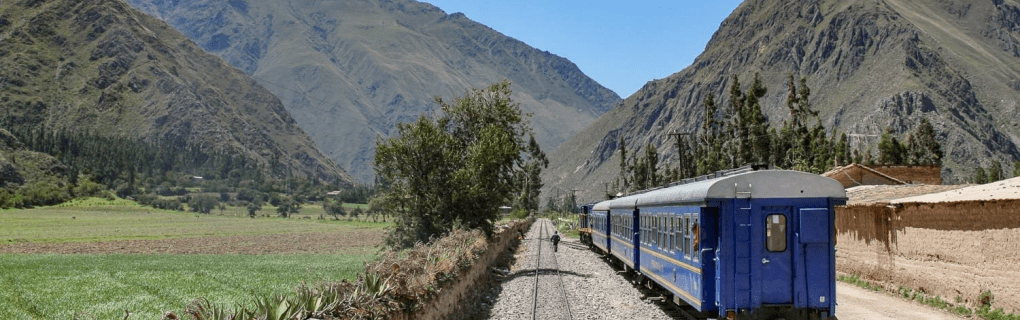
836 282 964 320
0 230 384 254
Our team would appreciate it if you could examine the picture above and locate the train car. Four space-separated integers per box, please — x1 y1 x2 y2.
623 169 845 320
608 195 641 272
589 200 611 255
577 204 592 245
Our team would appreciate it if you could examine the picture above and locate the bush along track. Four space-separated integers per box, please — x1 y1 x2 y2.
840 273 1020 320
167 219 531 320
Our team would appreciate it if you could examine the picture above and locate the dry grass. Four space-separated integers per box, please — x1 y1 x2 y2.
180 221 526 319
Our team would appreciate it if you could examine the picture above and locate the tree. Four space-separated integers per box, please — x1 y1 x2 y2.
324 198 346 220
374 80 534 248
742 73 771 165
515 134 546 215
989 161 1003 182
907 118 943 165
696 93 725 175
632 143 660 190
246 200 262 218
275 195 300 217
618 135 629 191
975 167 988 184
1014 161 1020 178
189 195 218 214
878 129 907 165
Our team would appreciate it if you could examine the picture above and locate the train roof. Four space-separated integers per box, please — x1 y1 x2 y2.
610 170 846 209
592 200 611 211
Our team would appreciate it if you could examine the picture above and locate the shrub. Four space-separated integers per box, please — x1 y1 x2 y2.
188 195 218 214
152 198 183 211
135 193 157 206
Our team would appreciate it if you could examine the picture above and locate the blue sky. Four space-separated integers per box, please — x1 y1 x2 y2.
422 0 745 98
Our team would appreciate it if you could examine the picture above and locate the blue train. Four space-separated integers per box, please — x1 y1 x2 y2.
579 168 846 320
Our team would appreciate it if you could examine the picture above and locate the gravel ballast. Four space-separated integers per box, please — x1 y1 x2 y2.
487 218 676 320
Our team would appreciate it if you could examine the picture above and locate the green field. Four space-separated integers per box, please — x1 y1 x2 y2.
1 197 384 244
0 198 389 319
0 253 373 319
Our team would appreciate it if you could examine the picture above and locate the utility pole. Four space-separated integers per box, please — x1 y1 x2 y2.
668 130 693 180
569 188 580 213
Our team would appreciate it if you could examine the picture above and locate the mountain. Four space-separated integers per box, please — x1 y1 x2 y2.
544 0 1020 202
0 0 352 185
123 0 621 182
0 129 66 201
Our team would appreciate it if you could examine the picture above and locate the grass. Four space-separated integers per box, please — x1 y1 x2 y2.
838 274 882 292
0 252 373 319
0 197 389 319
842 274 1020 320
0 197 389 244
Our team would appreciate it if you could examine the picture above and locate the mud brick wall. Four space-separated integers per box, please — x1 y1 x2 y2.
870 165 942 185
836 201 1020 312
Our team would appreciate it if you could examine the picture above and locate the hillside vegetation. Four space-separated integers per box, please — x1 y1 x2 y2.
0 0 352 185
125 0 621 182
545 0 1020 202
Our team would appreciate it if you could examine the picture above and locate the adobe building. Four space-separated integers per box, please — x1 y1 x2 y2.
822 163 941 188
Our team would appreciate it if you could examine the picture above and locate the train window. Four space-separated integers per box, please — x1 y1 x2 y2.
660 217 666 249
657 216 662 247
692 217 700 262
767 214 787 252
674 217 681 253
666 217 671 252
650 216 656 246
638 217 642 244
669 216 675 253
620 219 628 241
683 216 691 259
661 217 667 250
646 216 651 246
640 217 644 244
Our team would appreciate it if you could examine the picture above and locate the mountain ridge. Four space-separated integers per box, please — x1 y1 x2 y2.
125 0 622 182
545 0 1020 203
0 0 353 185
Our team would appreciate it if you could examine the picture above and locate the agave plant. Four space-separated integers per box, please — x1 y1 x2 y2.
363 272 391 299
250 295 301 320
184 298 238 320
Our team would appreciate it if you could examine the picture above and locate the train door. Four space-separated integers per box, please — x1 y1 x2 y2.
761 208 793 304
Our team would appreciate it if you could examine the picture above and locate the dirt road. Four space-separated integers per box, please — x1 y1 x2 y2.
836 282 963 320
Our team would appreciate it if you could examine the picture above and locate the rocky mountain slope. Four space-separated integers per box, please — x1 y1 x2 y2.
545 0 1020 202
124 0 621 182
0 129 65 197
0 0 352 184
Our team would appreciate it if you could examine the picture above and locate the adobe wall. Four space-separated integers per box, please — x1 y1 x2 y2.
827 168 896 188
836 201 1020 313
870 165 942 185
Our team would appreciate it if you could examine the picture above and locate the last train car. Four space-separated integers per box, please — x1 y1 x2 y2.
634 169 845 320
608 193 641 272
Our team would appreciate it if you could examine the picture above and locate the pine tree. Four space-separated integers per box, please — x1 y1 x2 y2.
618 135 629 190
907 118 943 166
975 167 988 184
743 73 770 165
989 161 1003 182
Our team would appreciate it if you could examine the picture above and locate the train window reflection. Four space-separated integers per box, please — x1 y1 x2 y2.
767 214 787 252
674 217 681 253
683 216 691 259
692 217 699 262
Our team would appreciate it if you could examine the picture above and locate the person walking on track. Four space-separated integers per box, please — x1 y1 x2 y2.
551 230 561 252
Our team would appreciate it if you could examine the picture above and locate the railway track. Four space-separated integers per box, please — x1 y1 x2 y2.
530 219 573 320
